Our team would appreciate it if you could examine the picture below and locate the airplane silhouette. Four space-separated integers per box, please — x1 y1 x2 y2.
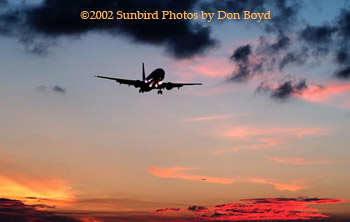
95 63 202 94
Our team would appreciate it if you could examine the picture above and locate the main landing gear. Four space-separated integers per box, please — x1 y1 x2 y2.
157 90 163 95
139 89 144 93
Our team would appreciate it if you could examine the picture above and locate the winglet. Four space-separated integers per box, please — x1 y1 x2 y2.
142 63 145 81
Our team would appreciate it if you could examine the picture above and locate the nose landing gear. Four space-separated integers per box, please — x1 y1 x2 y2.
157 90 163 95
139 89 144 93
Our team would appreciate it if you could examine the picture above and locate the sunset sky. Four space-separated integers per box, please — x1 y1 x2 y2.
0 0 350 221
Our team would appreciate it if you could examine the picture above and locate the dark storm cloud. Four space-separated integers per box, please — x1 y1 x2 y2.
271 79 307 100
335 66 350 79
0 198 82 222
0 0 217 59
156 208 182 213
264 0 301 33
200 0 301 33
279 49 308 70
300 25 336 44
187 205 209 213
231 45 251 62
228 44 264 82
256 78 309 101
337 9 350 40
37 85 66 94
225 2 350 103
262 33 291 53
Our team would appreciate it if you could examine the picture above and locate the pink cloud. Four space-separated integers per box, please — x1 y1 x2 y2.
173 57 232 78
269 156 332 165
299 82 350 104
155 198 347 221
212 125 329 153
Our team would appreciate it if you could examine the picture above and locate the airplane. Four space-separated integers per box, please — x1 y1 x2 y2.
95 63 202 94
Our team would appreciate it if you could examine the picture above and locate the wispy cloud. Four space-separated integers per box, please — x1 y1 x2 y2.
156 208 183 213
212 125 329 153
247 178 309 192
149 166 309 192
174 57 232 78
184 114 241 122
269 156 332 165
219 126 329 139
213 137 285 154
148 166 234 184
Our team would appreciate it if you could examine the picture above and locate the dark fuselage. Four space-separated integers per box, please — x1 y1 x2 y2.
140 68 165 92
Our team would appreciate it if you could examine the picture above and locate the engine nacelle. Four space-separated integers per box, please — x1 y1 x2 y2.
165 83 174 90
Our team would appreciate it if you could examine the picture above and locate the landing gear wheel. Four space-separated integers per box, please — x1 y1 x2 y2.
157 90 163 95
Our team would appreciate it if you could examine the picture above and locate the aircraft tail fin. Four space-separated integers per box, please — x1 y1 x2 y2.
142 63 145 81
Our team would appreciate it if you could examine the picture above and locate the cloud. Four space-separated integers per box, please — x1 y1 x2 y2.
269 156 332 165
156 198 347 221
257 81 350 109
256 78 308 101
149 166 310 192
173 57 233 78
0 174 74 206
335 66 350 79
0 0 217 59
184 114 239 122
218 125 329 140
213 137 285 154
247 178 309 192
201 0 300 34
148 166 234 184
37 85 66 94
0 198 83 222
187 205 209 213
225 4 350 104
231 44 251 63
212 124 329 153
156 208 182 213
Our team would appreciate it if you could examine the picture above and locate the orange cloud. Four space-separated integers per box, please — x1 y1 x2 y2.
148 167 234 184
214 137 285 154
220 126 329 139
149 167 309 192
156 208 183 213
0 174 74 206
269 156 332 165
247 178 309 192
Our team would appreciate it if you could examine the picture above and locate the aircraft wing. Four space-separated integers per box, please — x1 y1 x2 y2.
161 82 202 90
95 75 142 87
